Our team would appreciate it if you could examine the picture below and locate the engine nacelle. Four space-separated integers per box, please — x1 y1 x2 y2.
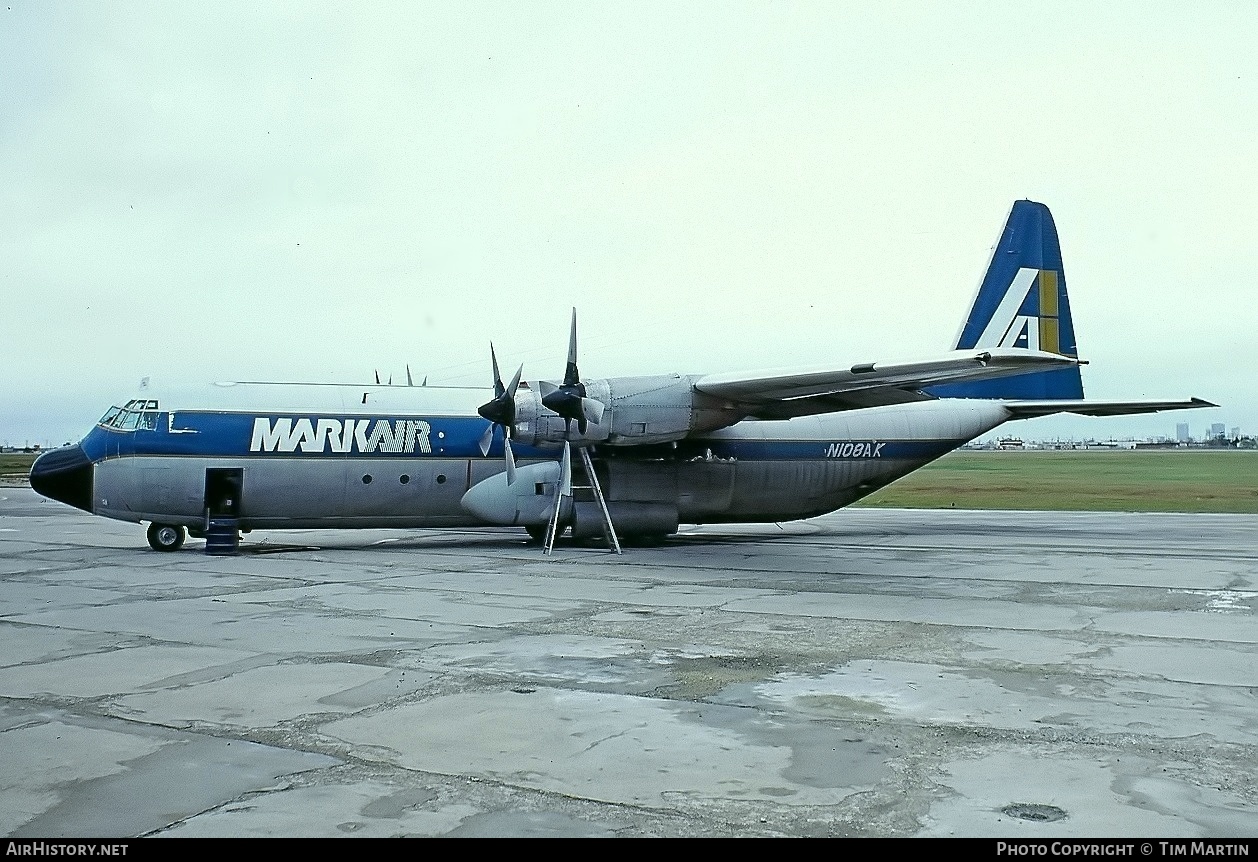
510 374 741 449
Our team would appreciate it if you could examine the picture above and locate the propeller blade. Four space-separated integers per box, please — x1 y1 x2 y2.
563 308 580 387
539 308 607 437
476 344 524 481
489 343 504 398
505 364 523 400
581 397 604 426
559 441 572 499
542 442 574 556
504 437 517 486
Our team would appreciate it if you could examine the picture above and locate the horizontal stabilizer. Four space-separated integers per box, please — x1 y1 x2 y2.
1002 397 1217 419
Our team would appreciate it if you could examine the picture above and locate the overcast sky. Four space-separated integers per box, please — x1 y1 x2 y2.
2 2 1254 446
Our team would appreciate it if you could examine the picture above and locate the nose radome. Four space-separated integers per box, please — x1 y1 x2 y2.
29 445 94 512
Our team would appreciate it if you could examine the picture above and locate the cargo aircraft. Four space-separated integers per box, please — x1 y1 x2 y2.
30 201 1214 554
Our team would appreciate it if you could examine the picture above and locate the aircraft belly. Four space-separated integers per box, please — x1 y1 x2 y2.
720 458 921 520
684 401 1012 522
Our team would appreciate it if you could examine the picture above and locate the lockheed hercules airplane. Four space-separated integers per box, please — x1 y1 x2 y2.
30 201 1213 554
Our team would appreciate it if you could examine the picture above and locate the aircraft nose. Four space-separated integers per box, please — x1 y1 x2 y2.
29 445 94 512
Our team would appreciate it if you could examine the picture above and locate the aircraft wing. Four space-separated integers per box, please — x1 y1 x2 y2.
1001 397 1218 418
693 348 1078 418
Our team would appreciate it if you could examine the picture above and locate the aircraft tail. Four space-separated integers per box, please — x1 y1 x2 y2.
929 200 1084 400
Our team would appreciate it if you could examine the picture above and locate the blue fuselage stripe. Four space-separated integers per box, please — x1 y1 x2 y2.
79 412 963 464
84 413 507 460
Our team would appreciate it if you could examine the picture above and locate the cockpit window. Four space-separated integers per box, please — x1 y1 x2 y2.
98 403 160 431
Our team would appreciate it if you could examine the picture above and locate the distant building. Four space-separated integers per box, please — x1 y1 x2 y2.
1210 423 1226 439
1176 423 1190 443
1231 427 1241 439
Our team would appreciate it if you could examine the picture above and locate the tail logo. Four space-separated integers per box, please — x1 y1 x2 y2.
973 267 1070 356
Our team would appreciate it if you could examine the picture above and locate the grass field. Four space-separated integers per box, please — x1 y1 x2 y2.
857 449 1258 514
5 450 1257 513
0 453 38 480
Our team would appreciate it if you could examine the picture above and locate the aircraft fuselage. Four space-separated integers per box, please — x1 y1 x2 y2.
38 383 1013 538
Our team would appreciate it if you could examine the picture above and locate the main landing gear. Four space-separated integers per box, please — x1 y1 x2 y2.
146 523 186 552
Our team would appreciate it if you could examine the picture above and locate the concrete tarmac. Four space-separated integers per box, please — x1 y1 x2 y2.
1 485 1255 838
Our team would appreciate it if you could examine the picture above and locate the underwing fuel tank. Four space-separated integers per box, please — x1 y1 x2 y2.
460 460 571 526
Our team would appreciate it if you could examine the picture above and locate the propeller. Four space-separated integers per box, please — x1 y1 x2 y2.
539 310 619 553
470 310 621 554
542 442 573 555
540 309 606 437
476 343 523 471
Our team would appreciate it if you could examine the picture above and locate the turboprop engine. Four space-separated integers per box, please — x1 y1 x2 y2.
465 308 743 554
507 374 739 449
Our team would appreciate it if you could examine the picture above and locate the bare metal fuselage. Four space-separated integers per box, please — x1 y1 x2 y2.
80 384 1012 534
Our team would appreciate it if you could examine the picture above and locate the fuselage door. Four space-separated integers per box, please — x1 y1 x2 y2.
205 468 244 519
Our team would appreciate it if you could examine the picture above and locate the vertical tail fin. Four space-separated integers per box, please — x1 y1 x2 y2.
931 200 1084 400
